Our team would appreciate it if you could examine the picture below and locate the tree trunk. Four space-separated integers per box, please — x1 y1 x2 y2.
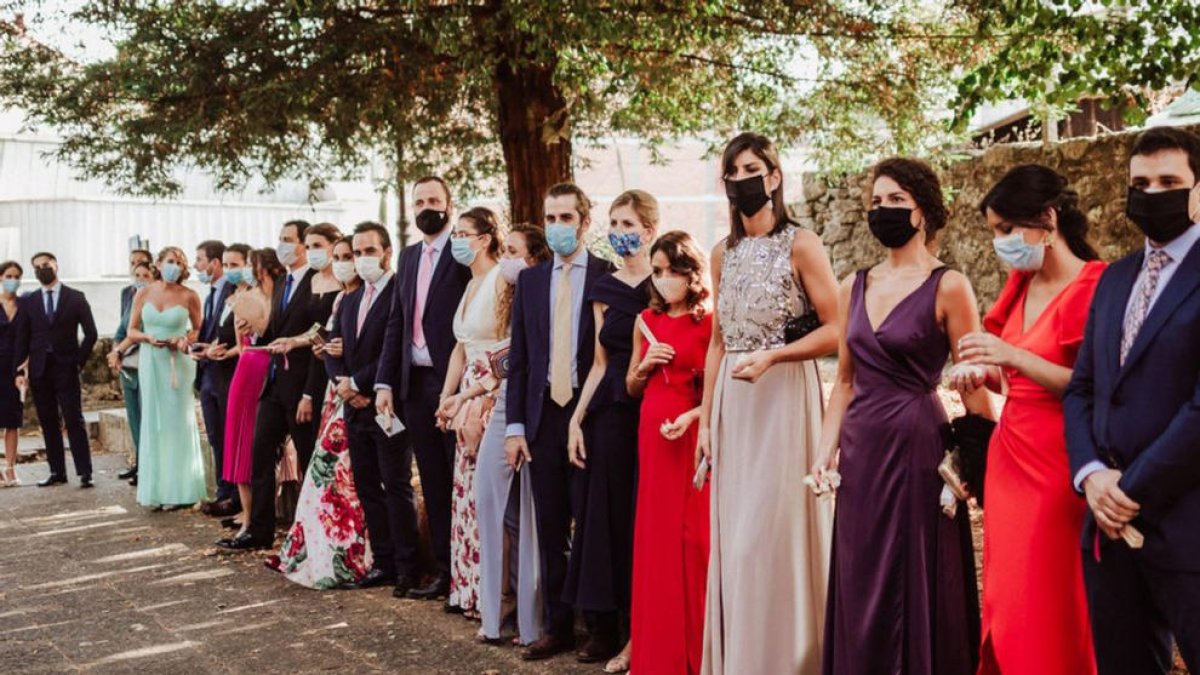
493 57 572 225
394 139 411 250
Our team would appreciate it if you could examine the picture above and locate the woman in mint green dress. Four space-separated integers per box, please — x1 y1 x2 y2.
127 246 208 508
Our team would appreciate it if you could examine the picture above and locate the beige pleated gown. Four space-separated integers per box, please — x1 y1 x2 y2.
701 226 834 675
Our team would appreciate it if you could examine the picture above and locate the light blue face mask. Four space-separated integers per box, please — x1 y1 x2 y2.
450 237 479 267
608 231 643 258
1 279 19 295
133 280 148 290
160 262 183 284
224 268 245 286
546 224 579 257
992 230 1046 271
196 269 212 284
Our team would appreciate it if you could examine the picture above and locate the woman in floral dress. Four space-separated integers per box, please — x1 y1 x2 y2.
268 239 372 589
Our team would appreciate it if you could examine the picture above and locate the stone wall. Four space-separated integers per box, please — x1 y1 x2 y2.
793 124 1200 309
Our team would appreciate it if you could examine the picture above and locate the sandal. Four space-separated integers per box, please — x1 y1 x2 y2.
604 653 631 673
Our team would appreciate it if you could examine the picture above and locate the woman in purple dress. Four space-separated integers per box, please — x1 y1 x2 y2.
814 157 991 675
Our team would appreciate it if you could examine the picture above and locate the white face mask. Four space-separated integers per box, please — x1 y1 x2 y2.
332 260 357 284
308 249 331 271
354 256 385 284
276 241 299 267
652 275 688 305
498 257 529 284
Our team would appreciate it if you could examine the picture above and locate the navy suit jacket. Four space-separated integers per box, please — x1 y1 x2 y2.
260 269 317 404
1064 241 1200 572
197 280 235 384
506 252 614 442
376 242 471 401
14 285 98 378
327 278 396 414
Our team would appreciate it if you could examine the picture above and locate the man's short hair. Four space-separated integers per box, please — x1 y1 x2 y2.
353 221 392 251
414 176 452 206
130 249 153 264
545 182 593 222
282 219 311 240
31 251 56 265
196 240 226 262
1130 126 1200 180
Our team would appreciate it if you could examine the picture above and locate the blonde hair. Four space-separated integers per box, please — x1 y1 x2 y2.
609 189 660 230
156 246 191 282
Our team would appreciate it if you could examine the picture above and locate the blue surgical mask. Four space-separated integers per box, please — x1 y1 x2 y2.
133 280 148 290
608 231 643 258
992 231 1046 271
546 224 579 257
276 241 299 267
451 238 479 267
196 268 212 284
1 279 18 295
160 262 183 284
308 249 330 271
224 268 245 286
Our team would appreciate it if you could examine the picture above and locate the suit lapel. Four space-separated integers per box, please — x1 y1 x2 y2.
1119 243 1200 380
403 247 419 325
577 258 604 356
363 278 393 335
428 244 453 297
1102 254 1141 376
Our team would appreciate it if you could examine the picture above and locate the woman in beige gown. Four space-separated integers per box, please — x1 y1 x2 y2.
697 133 840 674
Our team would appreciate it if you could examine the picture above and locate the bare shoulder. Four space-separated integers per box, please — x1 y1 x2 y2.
710 238 727 263
791 227 824 254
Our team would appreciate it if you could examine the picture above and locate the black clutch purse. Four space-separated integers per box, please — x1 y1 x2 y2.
784 310 822 343
941 413 996 507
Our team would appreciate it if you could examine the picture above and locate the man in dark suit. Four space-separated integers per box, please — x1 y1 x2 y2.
326 221 420 596
220 220 316 550
14 252 98 487
109 249 152 483
192 240 237 511
1064 126 1200 675
375 176 471 599
504 183 614 660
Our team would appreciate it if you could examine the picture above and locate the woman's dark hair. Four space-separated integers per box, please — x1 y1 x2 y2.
252 247 286 283
509 224 552 264
980 164 1100 262
306 222 342 246
648 230 711 318
0 260 23 277
458 207 503 261
721 132 790 248
225 243 252 265
871 157 948 243
132 261 159 280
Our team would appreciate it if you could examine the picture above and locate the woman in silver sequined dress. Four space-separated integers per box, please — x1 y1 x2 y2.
696 133 840 675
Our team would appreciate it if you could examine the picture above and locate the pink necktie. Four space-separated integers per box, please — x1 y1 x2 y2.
356 283 376 336
413 245 435 348
1120 249 1170 365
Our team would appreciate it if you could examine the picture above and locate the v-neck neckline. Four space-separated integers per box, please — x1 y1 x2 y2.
862 267 944 334
1014 272 1075 340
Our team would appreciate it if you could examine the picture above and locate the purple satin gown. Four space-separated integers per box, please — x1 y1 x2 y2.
823 267 980 675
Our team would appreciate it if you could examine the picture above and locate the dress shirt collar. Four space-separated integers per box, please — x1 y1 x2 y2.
422 229 451 257
287 265 308 286
368 269 395 295
42 281 62 295
553 247 589 271
1143 221 1200 265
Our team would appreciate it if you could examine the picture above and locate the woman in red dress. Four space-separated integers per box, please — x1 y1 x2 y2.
951 164 1105 675
625 231 713 675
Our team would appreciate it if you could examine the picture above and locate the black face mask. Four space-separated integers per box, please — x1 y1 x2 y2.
415 209 449 235
868 207 919 248
35 267 56 285
1125 186 1196 244
724 175 773 218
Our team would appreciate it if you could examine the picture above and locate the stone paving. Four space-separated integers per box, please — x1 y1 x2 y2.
0 453 596 675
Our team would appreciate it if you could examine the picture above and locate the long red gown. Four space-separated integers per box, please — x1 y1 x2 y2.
630 309 712 675
978 261 1105 675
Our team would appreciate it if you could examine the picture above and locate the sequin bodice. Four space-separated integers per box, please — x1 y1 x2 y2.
718 226 809 352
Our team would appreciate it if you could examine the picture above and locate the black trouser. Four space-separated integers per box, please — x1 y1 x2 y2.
528 388 579 638
1083 540 1200 675
247 384 316 542
347 408 419 579
31 359 91 479
400 366 456 578
199 367 234 502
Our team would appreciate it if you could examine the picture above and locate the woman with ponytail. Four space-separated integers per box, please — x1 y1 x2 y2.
949 163 1105 675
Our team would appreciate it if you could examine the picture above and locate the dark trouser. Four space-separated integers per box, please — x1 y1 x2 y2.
347 408 419 579
31 359 91 479
119 368 141 468
199 368 234 502
528 388 579 638
400 366 456 578
247 385 316 542
1083 539 1200 675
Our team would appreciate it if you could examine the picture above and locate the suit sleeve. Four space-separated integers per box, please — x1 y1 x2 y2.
324 297 349 383
1119 372 1200 513
1062 288 1101 494
77 291 98 366
375 273 404 391
114 291 130 343
505 273 529 434
13 298 30 368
